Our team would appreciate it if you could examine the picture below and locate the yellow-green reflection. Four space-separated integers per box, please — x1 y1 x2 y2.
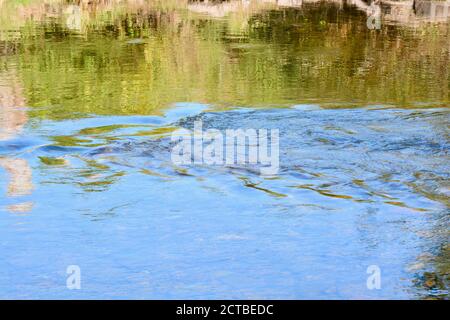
0 0 448 121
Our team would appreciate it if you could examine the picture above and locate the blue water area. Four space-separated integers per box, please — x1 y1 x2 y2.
0 105 449 299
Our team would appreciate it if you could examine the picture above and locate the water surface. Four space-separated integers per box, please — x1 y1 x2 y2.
0 0 449 299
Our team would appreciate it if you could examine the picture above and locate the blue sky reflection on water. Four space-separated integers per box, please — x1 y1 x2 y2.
1 104 449 299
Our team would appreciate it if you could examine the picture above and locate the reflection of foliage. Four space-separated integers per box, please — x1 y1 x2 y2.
244 4 449 105
39 156 67 166
1 0 449 119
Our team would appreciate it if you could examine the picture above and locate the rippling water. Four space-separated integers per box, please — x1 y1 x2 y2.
0 0 449 299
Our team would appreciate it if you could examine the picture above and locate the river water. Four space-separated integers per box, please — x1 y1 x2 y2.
0 0 448 299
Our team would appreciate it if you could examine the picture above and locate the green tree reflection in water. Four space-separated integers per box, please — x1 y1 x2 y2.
0 0 448 120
